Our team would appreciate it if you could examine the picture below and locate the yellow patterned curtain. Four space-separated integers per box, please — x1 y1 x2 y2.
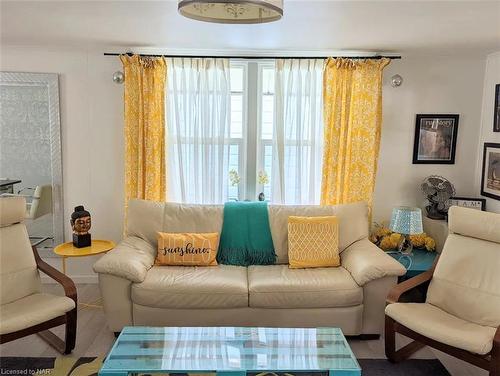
120 55 167 206
321 58 390 209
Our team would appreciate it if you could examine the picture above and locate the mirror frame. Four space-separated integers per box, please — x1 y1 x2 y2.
0 72 64 247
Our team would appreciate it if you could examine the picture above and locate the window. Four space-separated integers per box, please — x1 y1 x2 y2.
166 58 324 204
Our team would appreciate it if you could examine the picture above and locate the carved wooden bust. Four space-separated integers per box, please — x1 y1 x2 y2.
70 205 91 248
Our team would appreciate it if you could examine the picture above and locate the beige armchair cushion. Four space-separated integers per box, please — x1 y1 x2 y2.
448 205 500 244
131 265 248 309
341 239 406 286
1 196 42 305
93 236 156 283
248 264 362 308
268 201 369 264
426 233 500 328
386 302 496 355
0 196 26 226
0 293 75 335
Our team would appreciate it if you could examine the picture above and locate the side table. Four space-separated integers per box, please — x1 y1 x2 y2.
388 248 437 280
53 240 115 309
388 248 437 303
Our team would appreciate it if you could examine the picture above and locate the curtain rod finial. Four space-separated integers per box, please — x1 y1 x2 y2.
113 71 125 84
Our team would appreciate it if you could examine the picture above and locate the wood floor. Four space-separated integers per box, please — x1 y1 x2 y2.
0 284 488 376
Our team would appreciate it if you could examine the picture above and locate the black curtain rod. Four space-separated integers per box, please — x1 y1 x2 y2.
104 52 401 60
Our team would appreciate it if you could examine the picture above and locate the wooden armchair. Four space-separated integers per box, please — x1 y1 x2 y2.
0 196 77 354
385 206 500 376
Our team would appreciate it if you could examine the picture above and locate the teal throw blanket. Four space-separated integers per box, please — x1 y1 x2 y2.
217 201 276 266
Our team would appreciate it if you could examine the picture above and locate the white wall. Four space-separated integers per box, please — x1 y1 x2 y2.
0 46 487 281
474 51 500 213
374 56 486 223
0 46 124 282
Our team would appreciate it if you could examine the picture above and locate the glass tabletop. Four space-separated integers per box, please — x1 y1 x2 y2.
100 327 361 375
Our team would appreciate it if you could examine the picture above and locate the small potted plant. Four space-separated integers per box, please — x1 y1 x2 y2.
257 170 269 201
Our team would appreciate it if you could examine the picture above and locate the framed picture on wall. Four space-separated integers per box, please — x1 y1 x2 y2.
412 114 459 164
448 197 486 211
481 143 500 201
494 84 500 132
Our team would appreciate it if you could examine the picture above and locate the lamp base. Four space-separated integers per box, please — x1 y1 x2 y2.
399 235 413 256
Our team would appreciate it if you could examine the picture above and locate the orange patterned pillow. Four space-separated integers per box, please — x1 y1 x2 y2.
156 232 220 266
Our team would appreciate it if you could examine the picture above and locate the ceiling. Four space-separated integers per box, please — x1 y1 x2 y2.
1 0 499 56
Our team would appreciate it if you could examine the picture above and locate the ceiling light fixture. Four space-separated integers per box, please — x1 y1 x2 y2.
178 0 283 24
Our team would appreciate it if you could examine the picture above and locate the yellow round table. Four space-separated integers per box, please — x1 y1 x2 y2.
54 239 115 275
53 240 115 309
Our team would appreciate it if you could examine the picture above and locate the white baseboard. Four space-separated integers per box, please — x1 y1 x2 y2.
41 274 98 284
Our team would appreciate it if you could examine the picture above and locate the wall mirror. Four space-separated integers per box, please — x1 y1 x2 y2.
0 72 64 249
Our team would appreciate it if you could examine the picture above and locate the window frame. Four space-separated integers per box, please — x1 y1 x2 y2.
228 61 248 201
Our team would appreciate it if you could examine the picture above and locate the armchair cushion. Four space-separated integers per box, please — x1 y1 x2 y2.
341 239 406 286
426 233 500 328
386 302 497 355
93 236 156 283
448 205 500 244
0 293 75 335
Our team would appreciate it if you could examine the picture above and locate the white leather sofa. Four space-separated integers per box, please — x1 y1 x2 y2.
94 199 405 335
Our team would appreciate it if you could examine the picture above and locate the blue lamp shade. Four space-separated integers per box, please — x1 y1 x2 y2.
389 206 423 235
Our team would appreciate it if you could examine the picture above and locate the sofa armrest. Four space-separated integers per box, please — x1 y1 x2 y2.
341 238 406 286
93 236 156 283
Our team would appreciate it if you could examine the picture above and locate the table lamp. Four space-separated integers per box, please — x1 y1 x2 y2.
389 206 423 255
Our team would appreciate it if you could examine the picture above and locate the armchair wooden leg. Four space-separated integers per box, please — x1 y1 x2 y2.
491 339 499 376
385 315 397 362
36 309 77 354
385 315 426 363
64 309 77 354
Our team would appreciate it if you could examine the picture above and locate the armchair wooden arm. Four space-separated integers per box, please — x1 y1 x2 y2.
386 256 439 305
32 246 77 303
386 269 433 304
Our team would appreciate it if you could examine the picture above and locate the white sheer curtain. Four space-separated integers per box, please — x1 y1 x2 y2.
271 59 325 204
166 58 231 204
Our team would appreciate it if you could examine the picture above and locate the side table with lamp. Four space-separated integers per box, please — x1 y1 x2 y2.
387 206 437 281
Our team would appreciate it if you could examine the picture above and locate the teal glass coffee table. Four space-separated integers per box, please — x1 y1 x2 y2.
99 327 361 376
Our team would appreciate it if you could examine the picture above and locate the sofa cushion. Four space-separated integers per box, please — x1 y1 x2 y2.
268 202 369 264
131 265 248 309
248 265 362 308
386 302 497 355
127 200 223 246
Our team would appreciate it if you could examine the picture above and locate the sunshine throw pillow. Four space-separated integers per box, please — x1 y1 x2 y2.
287 216 340 269
156 232 220 266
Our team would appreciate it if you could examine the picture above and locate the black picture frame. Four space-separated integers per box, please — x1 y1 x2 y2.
448 196 486 211
412 114 459 164
494 84 500 132
481 143 500 201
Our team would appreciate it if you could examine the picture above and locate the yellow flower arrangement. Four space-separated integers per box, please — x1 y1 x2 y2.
425 237 436 252
370 223 436 252
409 233 426 248
379 236 396 251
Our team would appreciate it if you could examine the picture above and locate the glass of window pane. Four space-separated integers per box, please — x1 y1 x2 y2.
231 94 243 139
230 66 244 93
261 67 275 94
